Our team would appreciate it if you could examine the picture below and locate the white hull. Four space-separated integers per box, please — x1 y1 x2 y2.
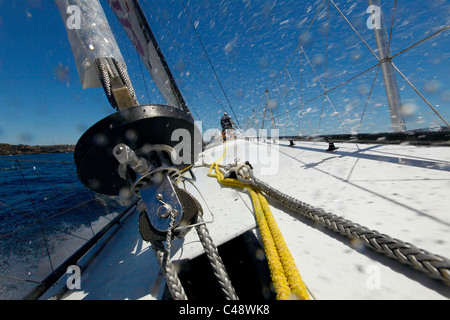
47 139 450 300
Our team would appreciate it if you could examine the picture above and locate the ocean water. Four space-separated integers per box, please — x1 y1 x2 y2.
0 152 129 299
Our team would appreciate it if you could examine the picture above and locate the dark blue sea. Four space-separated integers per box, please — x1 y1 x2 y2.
0 152 129 299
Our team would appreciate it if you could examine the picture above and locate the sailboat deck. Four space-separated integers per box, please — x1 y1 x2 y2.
56 138 450 300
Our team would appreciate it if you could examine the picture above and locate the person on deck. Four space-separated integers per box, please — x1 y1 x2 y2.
220 112 235 142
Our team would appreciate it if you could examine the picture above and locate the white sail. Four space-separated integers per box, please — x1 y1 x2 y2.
55 0 126 89
107 0 190 114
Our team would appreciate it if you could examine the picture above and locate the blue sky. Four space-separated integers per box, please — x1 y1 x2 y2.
0 0 449 145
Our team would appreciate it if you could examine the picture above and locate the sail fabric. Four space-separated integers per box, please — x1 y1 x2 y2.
55 0 126 89
107 0 189 113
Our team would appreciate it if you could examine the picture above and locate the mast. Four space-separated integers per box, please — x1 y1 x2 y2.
107 0 192 118
368 0 406 132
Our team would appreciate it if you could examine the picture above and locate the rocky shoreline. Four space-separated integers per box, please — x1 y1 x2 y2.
0 143 75 155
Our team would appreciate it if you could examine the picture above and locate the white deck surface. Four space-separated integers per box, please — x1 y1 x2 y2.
60 138 450 300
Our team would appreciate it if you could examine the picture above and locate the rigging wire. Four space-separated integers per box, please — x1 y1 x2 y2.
35 163 97 234
390 61 450 128
317 0 330 133
330 0 379 62
264 0 382 133
389 24 450 127
0 159 101 241
300 47 350 134
273 20 449 128
330 1 450 129
141 0 232 128
0 158 125 291
274 63 380 120
274 80 295 131
0 274 42 285
287 59 314 135
390 25 450 61
357 65 381 134
386 0 398 54
136 49 152 105
180 0 242 129
268 0 327 89
15 160 54 272
0 199 94 241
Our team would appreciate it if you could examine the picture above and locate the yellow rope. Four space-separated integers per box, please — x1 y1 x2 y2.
256 191 310 300
248 188 291 300
206 143 310 300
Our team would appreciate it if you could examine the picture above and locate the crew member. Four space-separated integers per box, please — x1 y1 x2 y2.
220 112 235 142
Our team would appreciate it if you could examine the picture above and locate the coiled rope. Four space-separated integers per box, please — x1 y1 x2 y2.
207 144 310 300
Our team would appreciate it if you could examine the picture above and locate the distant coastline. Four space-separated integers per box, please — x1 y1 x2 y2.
0 143 75 155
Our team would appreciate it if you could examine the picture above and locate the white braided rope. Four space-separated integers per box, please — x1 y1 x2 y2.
251 175 450 286
195 215 239 300
150 239 187 300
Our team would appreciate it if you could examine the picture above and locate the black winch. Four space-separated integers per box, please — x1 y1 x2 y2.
74 104 202 240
